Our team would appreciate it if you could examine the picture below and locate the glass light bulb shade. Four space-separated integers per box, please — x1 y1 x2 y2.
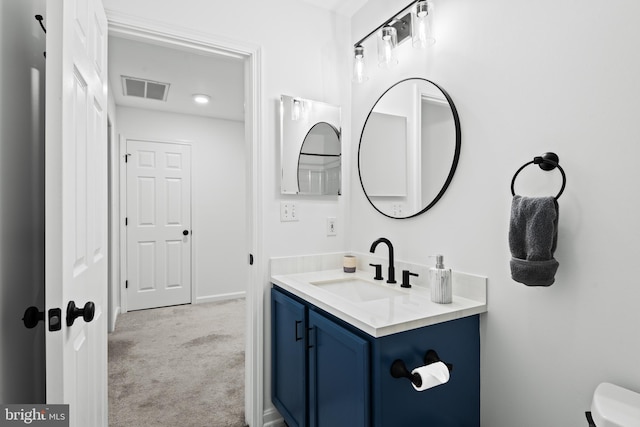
352 46 368 83
412 1 435 48
381 26 395 41
353 57 367 83
377 26 398 68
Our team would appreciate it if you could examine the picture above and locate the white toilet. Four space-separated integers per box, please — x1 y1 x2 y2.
589 382 640 427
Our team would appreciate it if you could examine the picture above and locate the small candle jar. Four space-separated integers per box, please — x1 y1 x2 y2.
343 255 356 273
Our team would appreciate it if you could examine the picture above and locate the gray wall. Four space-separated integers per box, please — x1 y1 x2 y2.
0 0 46 403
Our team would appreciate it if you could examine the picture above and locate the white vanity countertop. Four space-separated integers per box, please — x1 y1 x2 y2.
271 268 487 338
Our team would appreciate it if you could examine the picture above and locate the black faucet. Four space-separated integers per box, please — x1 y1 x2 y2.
370 237 396 284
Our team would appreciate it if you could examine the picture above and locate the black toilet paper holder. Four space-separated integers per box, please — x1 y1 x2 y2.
390 349 453 388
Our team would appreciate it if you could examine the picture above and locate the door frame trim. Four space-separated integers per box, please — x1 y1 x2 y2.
106 11 263 427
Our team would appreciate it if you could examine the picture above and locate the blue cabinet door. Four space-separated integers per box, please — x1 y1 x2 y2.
308 310 370 427
271 288 307 427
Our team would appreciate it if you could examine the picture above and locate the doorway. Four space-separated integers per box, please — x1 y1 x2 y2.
107 18 261 426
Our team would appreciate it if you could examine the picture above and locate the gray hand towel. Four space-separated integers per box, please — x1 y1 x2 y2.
509 195 559 286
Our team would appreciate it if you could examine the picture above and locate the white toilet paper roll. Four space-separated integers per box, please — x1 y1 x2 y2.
411 361 450 392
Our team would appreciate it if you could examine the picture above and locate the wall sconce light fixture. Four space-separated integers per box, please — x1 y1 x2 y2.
412 0 435 48
377 25 399 68
352 0 435 83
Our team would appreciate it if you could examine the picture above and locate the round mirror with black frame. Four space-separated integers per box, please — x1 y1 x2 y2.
357 77 461 219
297 122 342 195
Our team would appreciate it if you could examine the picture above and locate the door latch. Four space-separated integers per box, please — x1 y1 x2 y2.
48 308 62 331
21 306 62 332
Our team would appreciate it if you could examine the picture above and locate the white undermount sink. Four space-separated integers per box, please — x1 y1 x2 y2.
309 277 407 303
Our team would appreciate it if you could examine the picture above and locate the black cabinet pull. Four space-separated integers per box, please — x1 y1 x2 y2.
294 320 303 342
307 327 315 349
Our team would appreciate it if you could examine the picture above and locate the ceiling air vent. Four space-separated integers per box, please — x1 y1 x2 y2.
121 76 170 101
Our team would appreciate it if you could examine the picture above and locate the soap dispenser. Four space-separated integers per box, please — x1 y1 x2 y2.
430 255 452 304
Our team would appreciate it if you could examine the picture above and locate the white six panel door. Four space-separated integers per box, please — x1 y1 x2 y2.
44 0 108 425
126 140 192 311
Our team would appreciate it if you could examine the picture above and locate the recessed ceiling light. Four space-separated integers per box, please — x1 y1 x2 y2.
192 94 210 105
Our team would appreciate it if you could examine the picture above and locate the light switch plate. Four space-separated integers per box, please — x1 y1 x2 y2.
327 217 337 236
280 202 299 222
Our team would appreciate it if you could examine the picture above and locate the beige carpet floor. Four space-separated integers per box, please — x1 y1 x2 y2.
108 299 247 427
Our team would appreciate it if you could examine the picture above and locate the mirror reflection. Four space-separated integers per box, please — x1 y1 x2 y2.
298 123 341 195
281 95 341 195
358 78 460 218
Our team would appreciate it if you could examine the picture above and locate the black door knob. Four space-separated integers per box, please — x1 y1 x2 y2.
22 306 45 329
66 301 95 327
183 230 189 236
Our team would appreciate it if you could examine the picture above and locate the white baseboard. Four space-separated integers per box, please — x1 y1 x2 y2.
262 408 285 427
195 291 246 304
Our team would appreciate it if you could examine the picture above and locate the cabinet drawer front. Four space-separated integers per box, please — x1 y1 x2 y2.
308 310 370 427
271 289 307 427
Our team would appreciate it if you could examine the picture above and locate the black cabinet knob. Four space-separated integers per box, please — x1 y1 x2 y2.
66 301 95 327
183 230 189 236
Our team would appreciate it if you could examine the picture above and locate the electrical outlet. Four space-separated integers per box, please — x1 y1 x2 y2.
327 217 337 236
280 202 299 222
392 204 403 217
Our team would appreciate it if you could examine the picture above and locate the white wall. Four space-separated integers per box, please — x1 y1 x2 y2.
0 0 46 403
351 0 640 426
116 106 246 303
102 0 351 256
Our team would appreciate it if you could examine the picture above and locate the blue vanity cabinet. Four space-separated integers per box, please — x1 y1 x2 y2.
271 287 371 427
271 288 307 427
308 310 370 427
271 286 480 427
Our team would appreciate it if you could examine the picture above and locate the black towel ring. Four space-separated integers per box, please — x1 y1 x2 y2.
510 152 566 200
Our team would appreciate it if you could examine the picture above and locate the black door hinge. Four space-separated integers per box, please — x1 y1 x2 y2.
125 280 128 289
125 217 128 226
249 254 254 265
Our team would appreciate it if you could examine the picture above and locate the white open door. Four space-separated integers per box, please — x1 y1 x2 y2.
44 0 109 425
